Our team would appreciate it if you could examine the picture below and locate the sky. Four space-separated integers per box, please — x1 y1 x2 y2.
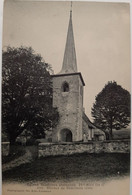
2 0 131 121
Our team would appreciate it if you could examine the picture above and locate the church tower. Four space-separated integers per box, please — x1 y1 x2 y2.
52 6 85 142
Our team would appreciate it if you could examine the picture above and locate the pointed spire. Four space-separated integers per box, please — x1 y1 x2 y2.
59 2 77 74
70 1 72 12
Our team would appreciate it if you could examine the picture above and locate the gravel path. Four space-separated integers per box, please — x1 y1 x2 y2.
2 148 33 172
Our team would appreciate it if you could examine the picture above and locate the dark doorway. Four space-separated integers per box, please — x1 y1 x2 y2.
60 129 72 142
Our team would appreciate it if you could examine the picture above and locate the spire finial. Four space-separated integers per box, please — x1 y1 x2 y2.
70 1 72 12
70 1 72 18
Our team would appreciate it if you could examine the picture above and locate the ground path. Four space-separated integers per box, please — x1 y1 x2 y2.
2 146 38 172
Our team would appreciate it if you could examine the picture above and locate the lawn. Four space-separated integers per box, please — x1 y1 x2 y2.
2 153 130 183
113 128 130 140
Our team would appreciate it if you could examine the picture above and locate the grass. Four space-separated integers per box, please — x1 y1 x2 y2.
2 153 130 183
113 128 130 140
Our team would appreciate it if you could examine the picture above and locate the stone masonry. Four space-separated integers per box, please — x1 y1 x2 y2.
52 73 84 142
38 140 130 158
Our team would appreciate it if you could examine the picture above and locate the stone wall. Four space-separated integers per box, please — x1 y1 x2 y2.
2 142 10 156
38 140 130 158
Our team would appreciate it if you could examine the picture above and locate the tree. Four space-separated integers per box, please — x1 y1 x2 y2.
91 81 130 139
2 46 59 145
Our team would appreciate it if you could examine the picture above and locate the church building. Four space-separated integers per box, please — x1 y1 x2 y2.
51 8 105 142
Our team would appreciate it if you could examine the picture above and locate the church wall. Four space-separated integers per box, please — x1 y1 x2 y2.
77 77 84 141
52 74 83 142
82 119 92 141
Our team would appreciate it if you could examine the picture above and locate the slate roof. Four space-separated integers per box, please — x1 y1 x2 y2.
82 112 105 136
59 10 77 74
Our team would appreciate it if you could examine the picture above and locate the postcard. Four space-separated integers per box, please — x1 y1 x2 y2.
1 1 131 195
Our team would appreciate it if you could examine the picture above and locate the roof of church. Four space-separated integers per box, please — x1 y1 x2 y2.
83 112 96 129
82 112 105 136
59 10 77 74
94 129 105 136
53 5 85 86
51 72 85 86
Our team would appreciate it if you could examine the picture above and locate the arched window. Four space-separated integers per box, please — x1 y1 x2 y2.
62 82 69 92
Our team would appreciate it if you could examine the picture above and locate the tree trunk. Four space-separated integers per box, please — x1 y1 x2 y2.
105 131 110 140
109 128 113 140
9 135 17 146
109 116 113 140
9 136 17 154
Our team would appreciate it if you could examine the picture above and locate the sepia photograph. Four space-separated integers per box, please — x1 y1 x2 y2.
1 0 131 195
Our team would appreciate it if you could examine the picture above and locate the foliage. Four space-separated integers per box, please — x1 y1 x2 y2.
2 46 59 144
91 81 130 139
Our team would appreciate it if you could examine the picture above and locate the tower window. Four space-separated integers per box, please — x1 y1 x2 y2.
62 82 69 92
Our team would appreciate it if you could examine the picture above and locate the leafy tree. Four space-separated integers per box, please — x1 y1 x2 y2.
2 46 59 145
91 81 130 139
